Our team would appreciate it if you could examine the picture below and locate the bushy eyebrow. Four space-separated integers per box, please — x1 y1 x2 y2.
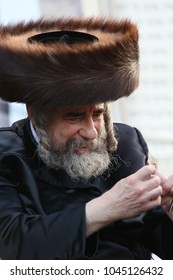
67 112 84 117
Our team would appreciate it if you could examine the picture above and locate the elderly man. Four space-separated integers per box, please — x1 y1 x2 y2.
0 17 173 260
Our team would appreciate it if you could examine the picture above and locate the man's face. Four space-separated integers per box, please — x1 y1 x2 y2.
34 103 111 181
46 103 105 151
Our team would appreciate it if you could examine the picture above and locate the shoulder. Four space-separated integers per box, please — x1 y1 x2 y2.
114 122 142 137
107 123 149 183
113 123 148 156
0 119 27 155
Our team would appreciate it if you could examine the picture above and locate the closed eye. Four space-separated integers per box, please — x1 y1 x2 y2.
65 112 84 122
93 109 104 119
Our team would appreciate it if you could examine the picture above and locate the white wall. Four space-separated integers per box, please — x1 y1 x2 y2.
109 0 173 176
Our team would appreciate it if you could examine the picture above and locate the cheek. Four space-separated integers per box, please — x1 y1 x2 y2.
48 130 63 146
46 123 62 145
95 120 104 134
50 124 79 145
61 124 80 137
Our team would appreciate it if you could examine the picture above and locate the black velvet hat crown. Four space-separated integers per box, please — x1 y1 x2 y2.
0 17 139 109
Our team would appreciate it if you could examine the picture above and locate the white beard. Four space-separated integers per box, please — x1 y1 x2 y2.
37 127 111 181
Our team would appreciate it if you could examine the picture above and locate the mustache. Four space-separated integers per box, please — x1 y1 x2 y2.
67 137 97 151
65 134 107 153
50 134 107 154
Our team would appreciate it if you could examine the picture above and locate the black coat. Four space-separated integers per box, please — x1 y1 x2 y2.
0 119 173 260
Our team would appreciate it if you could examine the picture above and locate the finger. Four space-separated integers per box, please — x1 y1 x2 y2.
143 174 161 192
156 171 167 186
142 195 161 212
162 185 172 196
163 175 173 195
164 175 173 188
146 185 162 201
138 185 162 208
136 165 157 181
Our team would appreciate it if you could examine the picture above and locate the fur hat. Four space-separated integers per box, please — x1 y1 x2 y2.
0 17 139 109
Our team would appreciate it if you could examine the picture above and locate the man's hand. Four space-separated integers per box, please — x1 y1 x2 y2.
86 165 162 236
161 175 173 219
102 165 162 220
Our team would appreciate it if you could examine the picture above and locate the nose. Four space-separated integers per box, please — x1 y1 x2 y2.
78 118 98 140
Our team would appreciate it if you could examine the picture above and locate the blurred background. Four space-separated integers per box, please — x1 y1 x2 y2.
0 0 173 176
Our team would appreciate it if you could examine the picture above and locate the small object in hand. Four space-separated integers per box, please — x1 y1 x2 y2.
169 200 173 213
149 154 158 169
